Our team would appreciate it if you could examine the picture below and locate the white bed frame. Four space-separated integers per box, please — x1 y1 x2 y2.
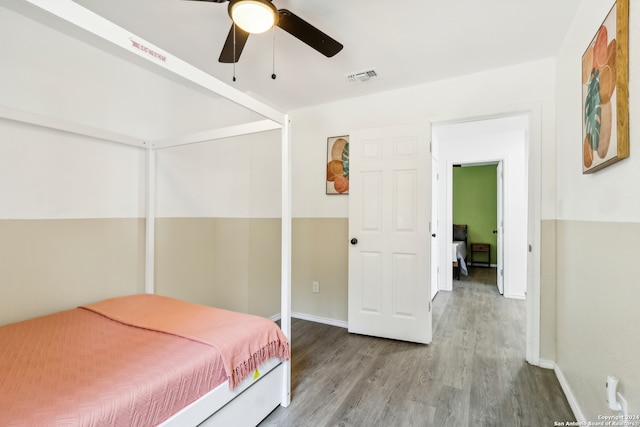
2 0 292 425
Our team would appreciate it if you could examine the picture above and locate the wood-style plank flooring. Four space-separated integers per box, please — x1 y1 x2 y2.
260 267 575 427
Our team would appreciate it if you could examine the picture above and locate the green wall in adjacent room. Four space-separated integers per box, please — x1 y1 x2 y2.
453 164 498 265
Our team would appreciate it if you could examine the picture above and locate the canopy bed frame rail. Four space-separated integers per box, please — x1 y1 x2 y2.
3 0 292 424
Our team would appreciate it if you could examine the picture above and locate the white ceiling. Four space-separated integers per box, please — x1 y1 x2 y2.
70 0 582 112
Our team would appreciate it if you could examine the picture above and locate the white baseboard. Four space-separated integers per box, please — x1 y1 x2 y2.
269 313 281 322
538 358 556 370
554 363 585 423
291 312 348 329
270 312 347 329
532 359 584 422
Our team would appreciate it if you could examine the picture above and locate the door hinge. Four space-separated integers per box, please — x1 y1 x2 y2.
500 269 504 276
429 301 432 312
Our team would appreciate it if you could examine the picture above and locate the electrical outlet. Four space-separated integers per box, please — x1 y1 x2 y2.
312 281 319 293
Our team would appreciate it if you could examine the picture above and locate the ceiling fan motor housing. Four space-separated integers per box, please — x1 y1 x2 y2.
228 0 279 34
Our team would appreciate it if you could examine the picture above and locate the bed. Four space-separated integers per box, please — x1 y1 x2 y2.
453 224 469 279
1 0 293 425
0 294 290 426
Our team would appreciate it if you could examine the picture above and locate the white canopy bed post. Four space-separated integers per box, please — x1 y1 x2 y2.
145 143 156 295
280 115 292 407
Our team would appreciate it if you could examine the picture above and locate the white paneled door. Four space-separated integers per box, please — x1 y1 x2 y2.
348 123 432 344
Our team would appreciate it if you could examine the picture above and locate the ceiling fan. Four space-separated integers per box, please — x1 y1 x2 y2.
185 0 343 63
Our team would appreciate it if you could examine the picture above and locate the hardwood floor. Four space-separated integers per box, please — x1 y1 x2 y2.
260 267 574 426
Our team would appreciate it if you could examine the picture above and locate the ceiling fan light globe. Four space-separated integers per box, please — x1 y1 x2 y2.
229 0 277 34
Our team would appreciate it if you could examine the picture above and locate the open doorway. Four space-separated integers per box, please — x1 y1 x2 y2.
451 162 501 293
433 114 528 299
431 113 536 361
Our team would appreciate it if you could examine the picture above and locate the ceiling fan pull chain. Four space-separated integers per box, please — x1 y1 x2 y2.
232 22 237 82
271 25 276 80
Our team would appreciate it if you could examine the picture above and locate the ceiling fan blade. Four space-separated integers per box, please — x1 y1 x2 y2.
219 24 250 63
276 9 343 57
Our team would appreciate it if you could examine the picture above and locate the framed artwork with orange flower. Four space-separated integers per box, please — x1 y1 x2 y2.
326 135 349 194
581 0 629 173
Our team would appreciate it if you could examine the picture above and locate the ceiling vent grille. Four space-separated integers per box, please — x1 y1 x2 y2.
346 69 378 83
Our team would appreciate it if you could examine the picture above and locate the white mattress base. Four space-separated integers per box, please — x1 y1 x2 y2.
160 358 283 427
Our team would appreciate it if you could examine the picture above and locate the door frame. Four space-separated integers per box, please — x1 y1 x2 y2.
496 160 504 295
429 106 541 366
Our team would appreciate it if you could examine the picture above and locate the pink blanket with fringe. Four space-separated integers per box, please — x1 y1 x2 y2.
81 294 290 389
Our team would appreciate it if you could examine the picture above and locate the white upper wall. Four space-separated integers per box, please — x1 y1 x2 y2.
155 131 282 218
556 0 640 222
0 118 282 219
290 58 557 219
0 118 144 219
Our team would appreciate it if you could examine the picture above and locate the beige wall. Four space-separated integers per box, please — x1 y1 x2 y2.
0 216 345 323
248 219 282 317
539 220 557 362
292 218 348 322
155 218 281 318
0 219 145 325
1 217 282 326
555 221 640 419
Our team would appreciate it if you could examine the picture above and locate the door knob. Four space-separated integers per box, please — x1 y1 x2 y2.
431 233 436 237
350 238 358 245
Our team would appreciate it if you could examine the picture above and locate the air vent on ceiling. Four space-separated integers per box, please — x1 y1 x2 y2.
346 69 378 83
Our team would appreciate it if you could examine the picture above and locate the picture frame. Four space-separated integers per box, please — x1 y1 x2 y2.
326 135 349 194
581 0 629 173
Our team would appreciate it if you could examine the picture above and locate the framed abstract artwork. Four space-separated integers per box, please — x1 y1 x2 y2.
326 135 349 194
581 0 629 173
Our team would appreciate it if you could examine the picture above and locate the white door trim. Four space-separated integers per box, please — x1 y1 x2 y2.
496 160 504 295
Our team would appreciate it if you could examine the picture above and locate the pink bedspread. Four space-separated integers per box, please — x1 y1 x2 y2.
81 294 290 389
0 294 290 426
